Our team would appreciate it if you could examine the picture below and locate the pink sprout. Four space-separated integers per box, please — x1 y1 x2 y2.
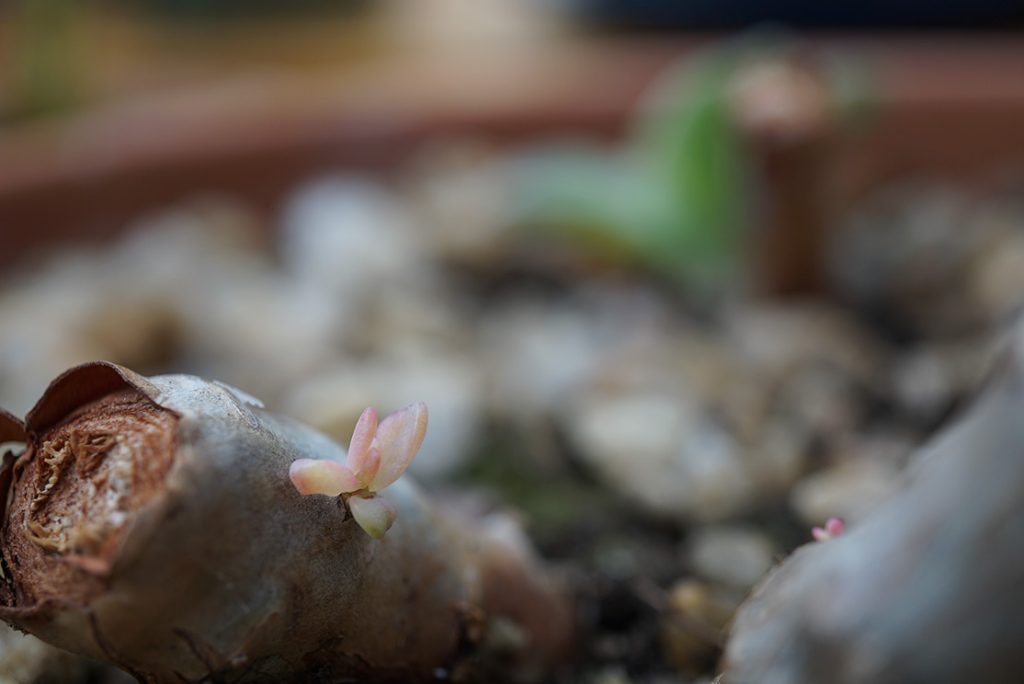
811 516 845 542
289 402 428 539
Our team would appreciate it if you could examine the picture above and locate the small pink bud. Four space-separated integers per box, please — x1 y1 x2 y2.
812 516 846 542
289 402 427 539
825 516 845 537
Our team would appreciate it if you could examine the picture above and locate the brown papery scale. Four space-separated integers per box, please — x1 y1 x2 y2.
0 363 572 683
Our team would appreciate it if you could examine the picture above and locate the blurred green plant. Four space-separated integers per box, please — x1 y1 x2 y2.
516 37 873 294
516 46 750 293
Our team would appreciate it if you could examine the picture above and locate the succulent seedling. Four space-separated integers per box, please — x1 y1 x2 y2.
811 516 845 542
290 402 428 538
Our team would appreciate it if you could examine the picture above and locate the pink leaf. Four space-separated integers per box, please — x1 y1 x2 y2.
289 459 362 496
369 402 428 492
357 446 381 488
349 495 398 539
346 407 378 478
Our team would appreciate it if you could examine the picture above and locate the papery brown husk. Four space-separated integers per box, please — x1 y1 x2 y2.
0 362 572 683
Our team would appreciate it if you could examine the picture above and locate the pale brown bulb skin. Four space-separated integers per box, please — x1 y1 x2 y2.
0 362 572 683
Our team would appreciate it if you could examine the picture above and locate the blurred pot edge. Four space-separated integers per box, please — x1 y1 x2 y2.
2 34 1024 262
